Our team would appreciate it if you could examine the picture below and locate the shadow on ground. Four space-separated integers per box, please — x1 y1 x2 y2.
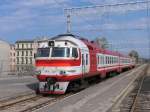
26 82 38 91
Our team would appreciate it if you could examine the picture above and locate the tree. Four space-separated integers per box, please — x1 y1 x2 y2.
129 50 139 62
95 37 109 49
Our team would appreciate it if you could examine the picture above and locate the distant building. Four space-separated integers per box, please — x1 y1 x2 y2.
15 40 35 71
0 40 10 75
9 44 16 72
15 37 49 72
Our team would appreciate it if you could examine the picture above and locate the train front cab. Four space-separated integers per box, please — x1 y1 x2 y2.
35 40 84 94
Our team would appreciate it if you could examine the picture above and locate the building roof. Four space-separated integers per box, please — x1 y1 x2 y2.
15 40 34 43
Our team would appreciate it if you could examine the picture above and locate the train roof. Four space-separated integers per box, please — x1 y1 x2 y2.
51 33 130 58
51 33 89 50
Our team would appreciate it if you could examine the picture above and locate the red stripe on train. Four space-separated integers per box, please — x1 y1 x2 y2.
35 59 81 66
37 74 82 81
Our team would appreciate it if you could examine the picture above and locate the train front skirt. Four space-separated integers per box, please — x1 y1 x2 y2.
39 81 69 94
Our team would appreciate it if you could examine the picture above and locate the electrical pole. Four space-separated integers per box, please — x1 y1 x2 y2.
67 14 71 33
146 0 150 61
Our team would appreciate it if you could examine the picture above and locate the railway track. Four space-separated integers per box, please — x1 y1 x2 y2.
0 66 143 112
0 91 74 112
119 64 150 112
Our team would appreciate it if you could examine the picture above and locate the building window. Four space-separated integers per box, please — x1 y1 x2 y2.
17 57 19 64
22 44 24 49
17 44 19 49
30 57 32 64
22 51 24 56
30 51 32 56
26 44 28 48
26 57 28 64
26 51 28 56
17 51 19 56
17 67 20 71
21 57 24 64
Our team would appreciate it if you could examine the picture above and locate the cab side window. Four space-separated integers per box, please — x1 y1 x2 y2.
72 48 78 58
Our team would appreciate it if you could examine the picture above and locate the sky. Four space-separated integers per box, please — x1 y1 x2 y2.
0 0 149 58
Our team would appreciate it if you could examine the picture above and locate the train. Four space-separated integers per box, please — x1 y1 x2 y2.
35 34 135 94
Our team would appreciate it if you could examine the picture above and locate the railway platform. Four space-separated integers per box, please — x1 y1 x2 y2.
34 64 147 112
0 75 38 100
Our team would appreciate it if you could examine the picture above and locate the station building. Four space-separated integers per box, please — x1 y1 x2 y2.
0 40 11 75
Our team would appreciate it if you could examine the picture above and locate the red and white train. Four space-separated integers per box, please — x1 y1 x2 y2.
35 34 135 94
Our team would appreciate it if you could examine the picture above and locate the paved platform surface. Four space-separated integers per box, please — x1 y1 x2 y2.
35 65 146 112
0 75 38 100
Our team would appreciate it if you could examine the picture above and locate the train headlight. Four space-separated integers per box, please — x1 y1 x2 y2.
35 70 41 75
60 70 66 75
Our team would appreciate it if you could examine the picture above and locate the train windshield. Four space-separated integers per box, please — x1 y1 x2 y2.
51 47 70 57
37 48 50 57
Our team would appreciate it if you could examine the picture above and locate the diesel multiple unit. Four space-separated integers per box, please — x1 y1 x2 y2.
35 34 135 94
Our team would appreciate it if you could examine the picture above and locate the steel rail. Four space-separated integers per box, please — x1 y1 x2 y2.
0 92 74 112
0 95 42 111
20 92 73 112
129 65 149 112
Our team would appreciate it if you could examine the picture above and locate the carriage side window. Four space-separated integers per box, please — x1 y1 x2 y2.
110 56 112 64
106 56 108 64
108 56 110 64
111 56 113 64
103 56 104 65
113 57 114 64
82 54 84 65
97 56 99 65
86 54 88 65
99 56 100 65
101 56 103 65
72 48 78 58
110 57 112 64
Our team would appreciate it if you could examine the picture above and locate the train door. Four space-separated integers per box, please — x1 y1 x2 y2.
82 53 89 77
82 54 86 76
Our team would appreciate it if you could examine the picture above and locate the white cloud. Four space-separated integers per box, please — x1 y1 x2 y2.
102 17 149 30
72 16 149 32
0 0 70 32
